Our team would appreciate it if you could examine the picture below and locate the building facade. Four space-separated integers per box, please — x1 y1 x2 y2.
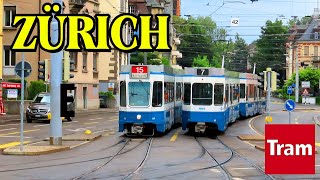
2 0 112 110
286 13 320 80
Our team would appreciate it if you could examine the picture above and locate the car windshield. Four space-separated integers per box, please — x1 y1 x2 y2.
33 94 50 103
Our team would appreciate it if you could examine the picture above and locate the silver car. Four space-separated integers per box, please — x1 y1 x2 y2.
26 92 74 123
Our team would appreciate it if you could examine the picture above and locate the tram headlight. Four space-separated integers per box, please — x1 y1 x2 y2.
137 114 141 120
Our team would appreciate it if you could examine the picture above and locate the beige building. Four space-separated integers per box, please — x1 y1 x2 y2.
0 0 3 80
98 0 128 93
2 0 107 109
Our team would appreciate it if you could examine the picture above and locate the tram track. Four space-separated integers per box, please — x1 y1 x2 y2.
0 138 148 173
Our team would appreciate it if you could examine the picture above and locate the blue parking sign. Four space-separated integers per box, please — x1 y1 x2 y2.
287 86 292 95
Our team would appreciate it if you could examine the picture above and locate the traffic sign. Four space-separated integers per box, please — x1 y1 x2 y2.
301 81 310 88
285 99 295 112
287 86 292 95
292 83 295 88
302 88 309 96
14 61 32 78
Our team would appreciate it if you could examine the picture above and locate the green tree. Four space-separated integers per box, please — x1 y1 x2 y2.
161 57 170 66
27 81 47 100
173 15 230 67
227 35 249 72
251 20 288 83
192 55 211 67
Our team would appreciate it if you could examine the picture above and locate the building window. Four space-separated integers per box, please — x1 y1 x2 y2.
82 52 87 71
304 46 309 56
93 53 98 71
70 52 78 71
315 46 318 56
4 46 16 66
4 6 16 27
120 0 126 12
129 5 136 14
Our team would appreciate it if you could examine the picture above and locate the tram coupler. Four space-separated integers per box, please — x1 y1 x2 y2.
131 124 143 134
195 122 206 133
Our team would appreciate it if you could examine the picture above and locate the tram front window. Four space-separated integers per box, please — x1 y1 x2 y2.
192 83 213 105
128 82 150 106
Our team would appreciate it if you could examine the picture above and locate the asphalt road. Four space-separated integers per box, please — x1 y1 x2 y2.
0 101 319 179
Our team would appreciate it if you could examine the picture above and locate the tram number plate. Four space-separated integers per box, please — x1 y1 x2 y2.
197 69 209 76
131 66 148 79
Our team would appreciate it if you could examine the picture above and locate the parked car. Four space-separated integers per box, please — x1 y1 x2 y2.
26 92 74 123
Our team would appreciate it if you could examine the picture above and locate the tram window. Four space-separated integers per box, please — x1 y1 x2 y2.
192 83 212 105
128 82 150 106
164 82 174 103
233 85 237 101
152 81 163 107
254 86 257 100
225 84 229 104
240 84 245 99
120 81 126 107
246 85 249 101
184 83 191 105
176 83 182 101
214 84 224 105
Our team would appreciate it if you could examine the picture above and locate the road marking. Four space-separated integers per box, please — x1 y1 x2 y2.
92 129 114 134
84 122 99 125
0 136 33 138
0 141 30 149
248 115 264 136
315 143 320 147
0 128 17 132
209 169 220 173
70 141 90 149
88 118 103 121
108 119 118 121
33 124 50 127
170 129 180 142
233 178 245 180
64 121 78 124
0 123 20 127
0 129 40 137
63 125 71 128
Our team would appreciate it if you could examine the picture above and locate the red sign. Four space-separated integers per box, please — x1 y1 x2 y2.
265 124 315 174
302 88 309 96
131 66 148 78
1 82 21 89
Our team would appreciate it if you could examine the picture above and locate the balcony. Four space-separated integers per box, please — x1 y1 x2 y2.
69 0 87 13
313 56 320 63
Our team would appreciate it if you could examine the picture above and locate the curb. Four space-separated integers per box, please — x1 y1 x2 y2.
313 116 320 126
282 108 317 111
255 145 265 151
238 135 265 141
3 146 70 156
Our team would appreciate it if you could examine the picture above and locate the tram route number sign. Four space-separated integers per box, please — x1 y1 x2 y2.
197 69 209 76
131 66 149 79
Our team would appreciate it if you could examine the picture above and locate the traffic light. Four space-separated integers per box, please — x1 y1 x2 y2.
271 71 280 91
63 51 75 81
38 59 49 81
258 71 267 91
61 83 75 117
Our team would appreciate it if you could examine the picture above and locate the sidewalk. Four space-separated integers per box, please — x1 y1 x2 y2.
0 108 118 123
272 97 320 111
2 131 107 155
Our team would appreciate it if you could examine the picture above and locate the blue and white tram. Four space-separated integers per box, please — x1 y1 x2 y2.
118 65 182 136
182 68 240 133
239 73 259 117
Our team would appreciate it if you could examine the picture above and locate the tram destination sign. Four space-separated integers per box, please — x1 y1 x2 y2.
197 69 209 76
131 66 149 79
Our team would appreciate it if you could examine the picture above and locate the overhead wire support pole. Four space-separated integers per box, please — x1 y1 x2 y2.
295 44 299 103
20 52 25 151
50 0 63 145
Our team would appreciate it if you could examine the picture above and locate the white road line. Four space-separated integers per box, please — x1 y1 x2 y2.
88 118 103 121
64 121 78 124
0 136 33 138
33 124 50 127
92 129 114 134
231 167 256 170
209 169 221 173
0 128 17 132
0 123 20 127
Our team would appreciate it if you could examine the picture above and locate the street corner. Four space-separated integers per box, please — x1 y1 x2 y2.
2 144 70 156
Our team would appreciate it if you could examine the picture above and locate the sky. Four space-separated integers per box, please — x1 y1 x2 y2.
181 0 320 44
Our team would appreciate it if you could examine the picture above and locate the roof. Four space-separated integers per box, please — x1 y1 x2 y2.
298 19 320 41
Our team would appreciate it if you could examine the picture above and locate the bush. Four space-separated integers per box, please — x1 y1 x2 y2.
99 91 115 99
27 81 47 100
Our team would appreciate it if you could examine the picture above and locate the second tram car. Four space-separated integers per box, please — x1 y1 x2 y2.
118 65 183 136
182 68 240 133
